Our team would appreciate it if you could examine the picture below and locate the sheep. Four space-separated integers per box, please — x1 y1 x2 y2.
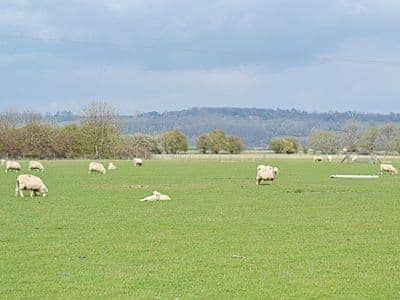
134 158 143 166
140 191 171 202
15 174 48 197
29 160 44 171
108 162 117 170
273 166 279 177
313 155 323 162
256 165 277 185
88 162 106 175
5 161 21 173
380 164 398 175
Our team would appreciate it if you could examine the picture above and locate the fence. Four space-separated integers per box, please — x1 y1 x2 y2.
152 153 400 162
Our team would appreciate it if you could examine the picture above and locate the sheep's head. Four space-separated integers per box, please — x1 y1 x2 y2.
40 185 48 197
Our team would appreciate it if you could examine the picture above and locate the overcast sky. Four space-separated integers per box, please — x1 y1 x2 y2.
1 0 400 114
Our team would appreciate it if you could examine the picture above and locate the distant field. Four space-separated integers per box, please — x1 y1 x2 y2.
1 160 399 298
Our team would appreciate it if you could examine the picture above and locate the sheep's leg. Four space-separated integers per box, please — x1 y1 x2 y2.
30 191 34 198
19 190 24 197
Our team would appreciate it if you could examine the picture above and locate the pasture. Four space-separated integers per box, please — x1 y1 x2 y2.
1 160 399 298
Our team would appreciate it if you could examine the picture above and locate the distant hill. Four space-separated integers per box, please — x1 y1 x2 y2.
118 107 400 147
6 107 400 147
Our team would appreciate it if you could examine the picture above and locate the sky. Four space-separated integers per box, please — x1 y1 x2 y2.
1 0 400 114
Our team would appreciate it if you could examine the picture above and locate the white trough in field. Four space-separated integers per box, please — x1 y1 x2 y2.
330 175 379 179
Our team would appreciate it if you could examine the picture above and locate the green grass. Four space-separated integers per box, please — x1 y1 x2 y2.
1 160 399 298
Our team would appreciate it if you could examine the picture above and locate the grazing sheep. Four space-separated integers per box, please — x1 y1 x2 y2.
134 158 143 166
256 165 277 185
313 155 323 162
380 164 398 175
29 160 44 171
140 191 171 202
326 155 333 162
5 161 21 173
108 162 117 170
88 162 106 175
15 174 48 197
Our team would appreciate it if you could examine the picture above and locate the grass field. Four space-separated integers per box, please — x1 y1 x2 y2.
1 160 399 298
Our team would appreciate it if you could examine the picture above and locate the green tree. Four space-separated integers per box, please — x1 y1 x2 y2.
55 124 88 158
226 136 246 154
308 131 340 154
160 130 188 154
269 138 299 154
206 130 228 154
196 134 209 154
18 123 57 158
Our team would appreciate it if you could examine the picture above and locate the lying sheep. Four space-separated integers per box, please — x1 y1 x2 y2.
256 165 278 185
29 160 44 171
134 158 143 166
88 162 106 175
380 163 398 175
140 191 171 202
108 162 117 170
313 155 323 162
5 161 21 173
15 174 48 197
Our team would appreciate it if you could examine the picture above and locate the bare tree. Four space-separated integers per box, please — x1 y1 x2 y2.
343 119 361 152
0 108 22 128
379 123 400 154
82 101 119 158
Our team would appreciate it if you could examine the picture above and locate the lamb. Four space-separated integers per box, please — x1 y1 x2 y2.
15 174 48 197
134 158 143 166
380 164 398 175
5 161 21 173
29 160 44 171
313 155 323 162
256 165 278 185
88 162 106 175
108 162 117 170
140 191 171 202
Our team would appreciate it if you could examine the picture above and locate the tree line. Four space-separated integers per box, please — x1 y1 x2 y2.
269 120 400 154
0 102 246 159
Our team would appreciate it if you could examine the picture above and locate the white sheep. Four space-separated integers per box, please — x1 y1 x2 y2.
15 174 48 197
134 158 143 166
108 162 117 170
313 155 323 162
29 160 44 171
256 165 277 185
88 162 106 175
380 164 398 175
5 161 21 173
140 191 171 202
